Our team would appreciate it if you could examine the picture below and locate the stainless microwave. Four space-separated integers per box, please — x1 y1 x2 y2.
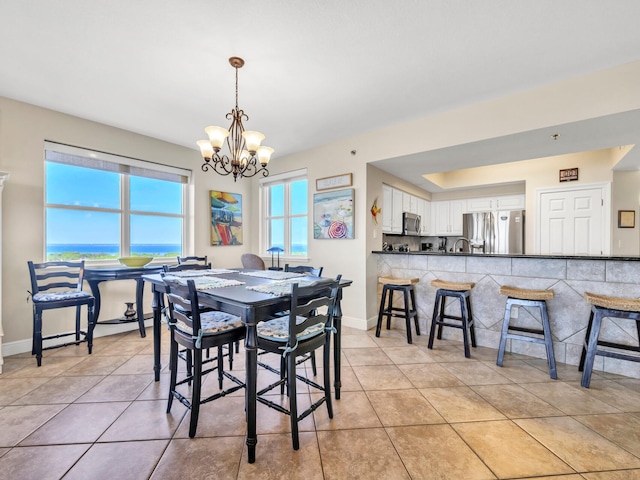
403 212 421 236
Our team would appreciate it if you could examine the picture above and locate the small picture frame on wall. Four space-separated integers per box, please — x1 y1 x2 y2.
316 173 352 191
618 210 635 228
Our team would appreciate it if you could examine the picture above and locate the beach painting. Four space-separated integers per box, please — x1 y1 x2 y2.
313 188 354 239
210 190 243 245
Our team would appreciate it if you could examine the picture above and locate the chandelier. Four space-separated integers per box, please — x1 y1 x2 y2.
197 57 273 181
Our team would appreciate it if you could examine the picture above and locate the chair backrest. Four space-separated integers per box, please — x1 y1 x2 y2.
162 277 202 336
28 260 85 294
284 264 323 277
177 255 208 265
241 253 266 270
285 275 341 349
164 262 211 273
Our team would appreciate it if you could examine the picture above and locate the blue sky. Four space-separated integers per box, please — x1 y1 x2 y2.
46 162 182 245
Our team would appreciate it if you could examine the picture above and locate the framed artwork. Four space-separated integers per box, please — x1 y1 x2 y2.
210 191 243 245
316 173 352 191
618 210 635 228
313 188 354 239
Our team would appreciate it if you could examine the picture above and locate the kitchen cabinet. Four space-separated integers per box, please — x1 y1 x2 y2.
381 185 404 233
432 199 466 235
402 193 419 215
417 197 431 235
465 194 525 212
381 185 428 234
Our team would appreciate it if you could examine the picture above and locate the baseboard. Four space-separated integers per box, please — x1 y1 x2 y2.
340 315 370 331
2 318 154 358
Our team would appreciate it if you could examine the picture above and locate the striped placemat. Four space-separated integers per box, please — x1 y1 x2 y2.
240 270 306 280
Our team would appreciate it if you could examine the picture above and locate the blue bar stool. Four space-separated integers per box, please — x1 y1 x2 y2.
376 276 420 344
428 279 476 358
579 292 640 388
497 285 557 379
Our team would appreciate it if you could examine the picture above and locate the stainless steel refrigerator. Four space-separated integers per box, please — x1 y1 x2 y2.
462 210 525 254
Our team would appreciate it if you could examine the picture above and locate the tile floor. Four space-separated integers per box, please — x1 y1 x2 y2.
2 323 640 479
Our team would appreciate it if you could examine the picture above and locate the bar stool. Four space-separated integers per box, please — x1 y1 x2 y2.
497 286 557 379
579 292 640 388
428 279 476 358
376 276 420 344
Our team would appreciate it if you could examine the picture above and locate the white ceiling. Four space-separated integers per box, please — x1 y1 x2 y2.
1 0 640 190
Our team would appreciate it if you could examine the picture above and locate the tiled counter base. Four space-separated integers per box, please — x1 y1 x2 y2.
375 253 640 379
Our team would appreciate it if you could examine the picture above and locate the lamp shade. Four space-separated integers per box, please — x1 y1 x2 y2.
205 126 230 149
257 146 274 166
242 131 265 153
267 246 284 253
197 140 214 159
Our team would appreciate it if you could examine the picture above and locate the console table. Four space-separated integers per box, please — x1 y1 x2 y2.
84 265 164 337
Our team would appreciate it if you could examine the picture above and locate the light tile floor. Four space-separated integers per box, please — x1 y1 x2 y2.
2 324 640 479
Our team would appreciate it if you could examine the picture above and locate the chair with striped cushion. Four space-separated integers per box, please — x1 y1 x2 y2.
162 277 246 437
28 260 96 366
256 276 340 450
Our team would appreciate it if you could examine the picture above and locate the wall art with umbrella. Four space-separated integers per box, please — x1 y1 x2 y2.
210 190 243 245
313 188 354 239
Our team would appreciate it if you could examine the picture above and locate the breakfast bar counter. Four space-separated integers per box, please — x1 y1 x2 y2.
373 251 640 379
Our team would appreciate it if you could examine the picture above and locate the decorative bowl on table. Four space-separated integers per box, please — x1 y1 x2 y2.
118 256 153 268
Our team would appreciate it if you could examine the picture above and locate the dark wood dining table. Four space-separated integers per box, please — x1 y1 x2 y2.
141 268 351 463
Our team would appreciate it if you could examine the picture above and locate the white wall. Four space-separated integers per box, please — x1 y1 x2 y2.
0 97 253 352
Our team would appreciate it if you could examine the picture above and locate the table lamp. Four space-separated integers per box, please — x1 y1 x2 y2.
267 246 284 270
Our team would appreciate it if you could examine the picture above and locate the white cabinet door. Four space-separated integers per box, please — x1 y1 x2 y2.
420 199 431 235
381 185 393 233
391 189 404 233
466 197 493 212
450 200 466 235
433 200 466 235
496 194 525 210
432 201 451 235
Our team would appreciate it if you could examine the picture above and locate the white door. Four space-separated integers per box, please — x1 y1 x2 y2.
538 185 608 255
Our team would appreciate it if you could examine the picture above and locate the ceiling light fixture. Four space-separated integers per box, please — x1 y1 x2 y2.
197 57 273 181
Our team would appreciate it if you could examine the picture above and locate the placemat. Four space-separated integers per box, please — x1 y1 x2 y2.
246 278 317 296
165 275 244 290
168 268 236 277
240 270 306 280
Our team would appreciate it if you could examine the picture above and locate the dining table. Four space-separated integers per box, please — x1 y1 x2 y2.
141 268 351 463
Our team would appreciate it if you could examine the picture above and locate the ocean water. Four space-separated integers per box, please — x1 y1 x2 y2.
47 244 181 256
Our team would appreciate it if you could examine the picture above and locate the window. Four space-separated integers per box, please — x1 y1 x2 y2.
44 142 190 261
260 169 308 258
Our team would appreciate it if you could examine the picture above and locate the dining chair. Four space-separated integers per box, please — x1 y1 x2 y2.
283 263 324 375
162 263 239 374
256 276 341 450
177 255 209 266
241 253 266 270
162 276 246 437
27 260 96 366
284 264 324 277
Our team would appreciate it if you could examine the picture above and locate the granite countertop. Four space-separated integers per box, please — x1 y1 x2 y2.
371 250 640 261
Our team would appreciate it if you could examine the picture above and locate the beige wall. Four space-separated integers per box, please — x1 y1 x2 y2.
0 97 252 352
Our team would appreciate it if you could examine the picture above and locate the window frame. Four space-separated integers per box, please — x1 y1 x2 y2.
259 168 309 261
44 141 192 263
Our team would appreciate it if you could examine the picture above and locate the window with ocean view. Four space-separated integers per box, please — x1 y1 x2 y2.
260 169 308 259
44 142 190 261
